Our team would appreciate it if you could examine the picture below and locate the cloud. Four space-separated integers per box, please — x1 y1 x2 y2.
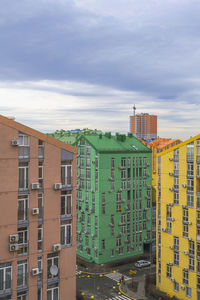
0 0 200 139
0 80 200 140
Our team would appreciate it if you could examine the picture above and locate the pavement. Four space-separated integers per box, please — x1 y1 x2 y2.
77 264 156 300
120 274 147 300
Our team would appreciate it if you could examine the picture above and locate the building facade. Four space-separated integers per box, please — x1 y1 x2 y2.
130 113 157 139
156 134 200 300
0 115 77 300
76 132 152 264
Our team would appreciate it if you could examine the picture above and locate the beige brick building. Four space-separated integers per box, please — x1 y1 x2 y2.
0 115 77 300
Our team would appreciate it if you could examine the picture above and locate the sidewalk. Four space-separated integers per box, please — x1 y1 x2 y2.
120 274 147 300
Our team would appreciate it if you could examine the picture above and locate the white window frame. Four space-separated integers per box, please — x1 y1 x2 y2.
61 220 72 246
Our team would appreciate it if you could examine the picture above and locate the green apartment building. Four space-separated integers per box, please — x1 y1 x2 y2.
76 132 152 264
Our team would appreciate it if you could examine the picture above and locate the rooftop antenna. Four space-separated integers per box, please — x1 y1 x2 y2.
133 105 136 116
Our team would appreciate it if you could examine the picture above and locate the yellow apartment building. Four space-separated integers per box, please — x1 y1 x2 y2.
156 134 200 300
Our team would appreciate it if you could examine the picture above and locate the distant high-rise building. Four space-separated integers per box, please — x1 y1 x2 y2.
130 109 157 139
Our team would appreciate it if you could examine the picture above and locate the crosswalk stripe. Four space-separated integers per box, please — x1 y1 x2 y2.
106 295 131 300
104 272 130 283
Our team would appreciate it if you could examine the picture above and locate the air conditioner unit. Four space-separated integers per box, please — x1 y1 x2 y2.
169 188 173 191
121 200 126 203
118 188 123 192
9 234 19 243
169 172 174 176
53 244 61 252
188 221 192 225
31 183 40 190
11 139 19 146
169 158 173 161
109 190 114 193
169 203 174 206
184 250 189 255
169 245 174 250
32 208 39 215
109 177 113 181
9 244 19 251
31 268 40 276
182 184 187 188
181 285 185 290
162 228 166 232
169 262 173 266
171 218 175 222
182 205 187 208
54 183 62 190
171 278 175 282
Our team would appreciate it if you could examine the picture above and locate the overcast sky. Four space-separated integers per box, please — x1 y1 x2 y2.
0 0 200 140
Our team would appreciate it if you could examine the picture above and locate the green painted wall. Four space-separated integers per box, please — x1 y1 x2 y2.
76 133 152 264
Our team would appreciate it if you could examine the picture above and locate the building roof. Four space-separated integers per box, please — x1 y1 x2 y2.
0 115 77 154
82 133 151 153
157 134 200 157
139 137 182 151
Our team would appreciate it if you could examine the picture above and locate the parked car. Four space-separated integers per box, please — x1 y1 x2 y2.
134 260 151 268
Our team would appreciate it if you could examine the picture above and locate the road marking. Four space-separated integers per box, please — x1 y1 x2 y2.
129 270 137 275
104 272 130 283
106 295 131 300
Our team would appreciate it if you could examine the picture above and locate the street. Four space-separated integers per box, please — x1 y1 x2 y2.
77 263 156 299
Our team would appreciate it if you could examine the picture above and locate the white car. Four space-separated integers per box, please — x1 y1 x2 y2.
134 260 151 268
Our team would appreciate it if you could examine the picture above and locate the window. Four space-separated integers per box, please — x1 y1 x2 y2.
189 240 194 255
111 158 115 169
116 238 121 247
167 205 172 218
183 269 188 285
183 224 188 237
47 284 59 300
167 221 172 234
18 195 28 222
38 193 43 219
174 161 179 176
121 158 126 167
197 275 200 290
187 178 194 191
174 252 179 266
187 163 194 177
38 140 44 158
17 292 28 300
18 133 30 159
102 240 105 250
38 162 43 188
19 162 29 190
38 287 42 300
186 287 192 298
174 237 179 251
47 253 59 280
18 227 28 255
102 193 105 215
174 282 179 292
61 220 72 246
174 192 179 205
183 208 188 222
17 260 27 287
174 177 179 190
38 225 43 251
61 162 72 187
0 262 12 292
187 142 194 161
189 257 194 271
166 264 171 278
187 194 194 208
61 192 72 216
38 256 42 284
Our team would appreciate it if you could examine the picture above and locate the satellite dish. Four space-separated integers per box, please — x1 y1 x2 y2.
50 265 58 276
